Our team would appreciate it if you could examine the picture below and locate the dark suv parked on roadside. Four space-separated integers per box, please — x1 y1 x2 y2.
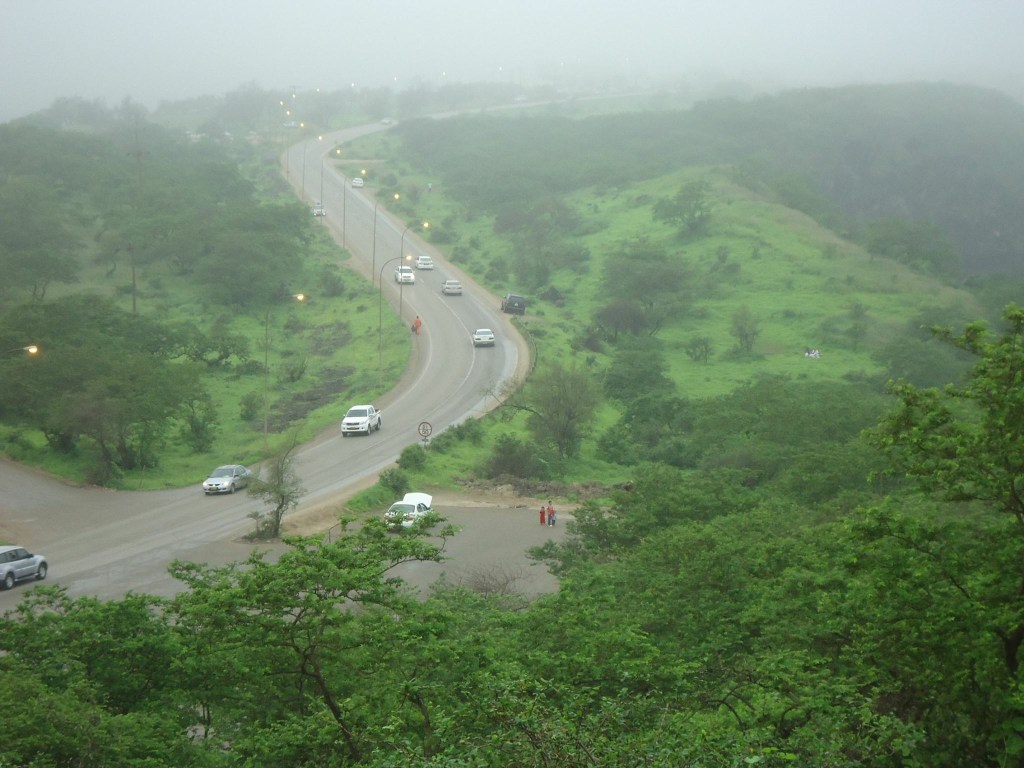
501 293 526 315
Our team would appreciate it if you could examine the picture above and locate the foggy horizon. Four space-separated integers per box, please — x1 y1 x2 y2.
3 0 1024 124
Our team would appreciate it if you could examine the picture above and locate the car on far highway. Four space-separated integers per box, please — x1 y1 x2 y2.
441 279 462 295
384 493 433 529
395 265 415 284
415 255 434 270
0 546 48 590
202 464 253 495
351 177 364 188
312 201 326 217
472 328 496 347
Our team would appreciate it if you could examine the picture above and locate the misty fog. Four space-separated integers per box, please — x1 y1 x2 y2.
3 0 1024 123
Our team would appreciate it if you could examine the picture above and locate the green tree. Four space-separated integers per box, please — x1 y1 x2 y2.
0 176 80 302
600 238 691 336
652 179 713 235
685 335 714 363
519 361 601 459
729 304 760 354
247 432 305 538
602 341 674 402
871 305 1024 528
169 525 450 763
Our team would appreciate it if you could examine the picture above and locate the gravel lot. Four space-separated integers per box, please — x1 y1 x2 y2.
284 490 571 598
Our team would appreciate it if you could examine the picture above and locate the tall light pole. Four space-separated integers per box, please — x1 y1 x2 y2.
397 220 428 306
399 220 429 268
263 293 307 448
371 193 400 287
301 135 321 203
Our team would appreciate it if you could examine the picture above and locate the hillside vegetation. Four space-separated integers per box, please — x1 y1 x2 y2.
0 110 409 487
398 82 1024 276
3 83 1024 765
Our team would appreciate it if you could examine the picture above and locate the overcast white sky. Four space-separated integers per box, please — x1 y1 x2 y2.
3 0 1023 123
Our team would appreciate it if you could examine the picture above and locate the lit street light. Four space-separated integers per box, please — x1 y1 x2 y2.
399 220 429 267
5 345 38 355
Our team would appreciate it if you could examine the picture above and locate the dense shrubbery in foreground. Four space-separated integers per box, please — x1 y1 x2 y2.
3 308 1024 765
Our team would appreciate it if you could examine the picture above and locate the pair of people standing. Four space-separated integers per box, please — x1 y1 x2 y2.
539 501 556 526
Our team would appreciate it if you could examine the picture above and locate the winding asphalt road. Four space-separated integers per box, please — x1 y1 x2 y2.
0 121 528 609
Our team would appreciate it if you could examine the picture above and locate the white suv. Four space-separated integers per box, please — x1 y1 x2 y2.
0 546 48 590
395 266 415 284
415 255 434 270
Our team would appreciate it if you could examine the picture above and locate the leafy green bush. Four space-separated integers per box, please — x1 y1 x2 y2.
378 467 409 497
398 444 427 471
483 434 547 479
240 391 261 421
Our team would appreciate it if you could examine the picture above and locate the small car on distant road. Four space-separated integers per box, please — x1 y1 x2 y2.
395 265 415 284
441 279 462 295
351 177 364 188
0 546 47 590
312 201 326 217
472 328 496 347
202 464 253 495
415 255 434 270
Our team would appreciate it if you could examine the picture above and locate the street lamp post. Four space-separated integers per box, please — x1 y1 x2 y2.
399 220 429 268
5 345 38 355
399 221 427 326
371 193 400 287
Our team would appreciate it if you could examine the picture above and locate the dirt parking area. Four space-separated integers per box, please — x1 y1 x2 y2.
283 490 573 598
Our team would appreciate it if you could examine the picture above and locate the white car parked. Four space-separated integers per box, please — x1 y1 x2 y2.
384 493 433 528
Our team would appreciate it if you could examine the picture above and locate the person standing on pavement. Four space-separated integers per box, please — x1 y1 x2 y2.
413 316 422 335
539 505 546 525
547 501 556 526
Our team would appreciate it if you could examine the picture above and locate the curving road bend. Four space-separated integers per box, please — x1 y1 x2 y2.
0 121 528 609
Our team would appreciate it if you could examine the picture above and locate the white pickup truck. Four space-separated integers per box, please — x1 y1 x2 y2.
340 404 383 436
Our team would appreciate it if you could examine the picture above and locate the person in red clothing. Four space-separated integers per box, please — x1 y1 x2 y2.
539 505 546 525
413 315 422 335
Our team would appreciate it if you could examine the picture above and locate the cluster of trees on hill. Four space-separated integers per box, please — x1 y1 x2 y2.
4 308 1024 765
0 116 340 483
400 82 1024 277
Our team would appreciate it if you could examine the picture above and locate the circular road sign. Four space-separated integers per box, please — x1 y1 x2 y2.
417 421 433 438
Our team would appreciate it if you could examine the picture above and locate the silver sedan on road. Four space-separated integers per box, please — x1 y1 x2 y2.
202 465 253 495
